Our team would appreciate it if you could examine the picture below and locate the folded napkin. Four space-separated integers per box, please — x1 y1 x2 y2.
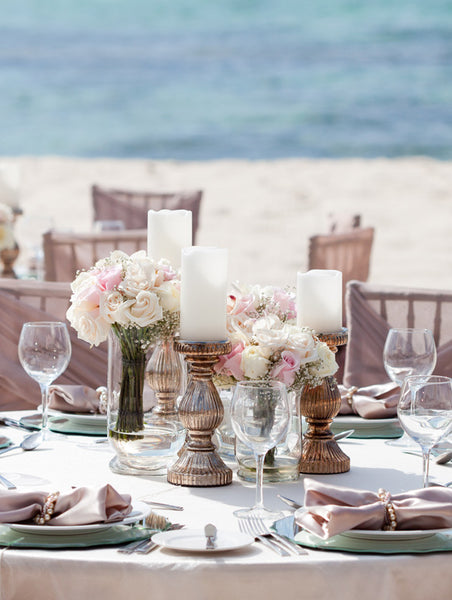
296 479 452 539
48 385 107 414
0 484 132 526
338 382 399 419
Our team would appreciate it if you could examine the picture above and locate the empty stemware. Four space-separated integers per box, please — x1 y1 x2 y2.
18 321 71 440
383 328 437 448
230 380 290 521
398 375 452 487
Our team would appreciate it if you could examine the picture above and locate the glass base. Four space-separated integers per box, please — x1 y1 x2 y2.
237 455 300 483
109 455 167 477
234 506 286 521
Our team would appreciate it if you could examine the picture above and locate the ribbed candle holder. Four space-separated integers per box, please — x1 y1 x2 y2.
167 338 233 487
299 328 350 474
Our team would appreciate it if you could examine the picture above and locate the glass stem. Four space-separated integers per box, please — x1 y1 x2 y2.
254 452 265 510
421 447 431 488
39 383 49 440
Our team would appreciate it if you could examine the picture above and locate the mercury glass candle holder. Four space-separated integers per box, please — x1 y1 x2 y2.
167 338 233 487
299 328 350 474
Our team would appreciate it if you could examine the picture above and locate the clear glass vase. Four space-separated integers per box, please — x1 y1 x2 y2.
107 328 185 476
235 390 302 483
215 386 236 459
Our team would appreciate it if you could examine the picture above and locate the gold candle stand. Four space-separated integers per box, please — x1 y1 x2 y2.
145 338 182 419
167 339 233 487
299 328 350 474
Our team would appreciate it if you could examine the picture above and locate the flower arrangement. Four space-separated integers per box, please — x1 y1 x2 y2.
67 250 181 433
214 283 338 391
0 203 16 251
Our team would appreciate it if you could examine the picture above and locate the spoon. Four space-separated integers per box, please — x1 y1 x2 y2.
404 449 452 465
0 432 42 456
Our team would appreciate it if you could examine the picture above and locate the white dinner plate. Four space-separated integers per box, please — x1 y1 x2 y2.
340 528 452 541
7 501 149 536
331 415 402 439
48 408 107 427
152 528 254 553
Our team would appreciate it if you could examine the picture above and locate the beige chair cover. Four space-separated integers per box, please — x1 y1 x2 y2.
0 279 107 410
43 229 147 281
308 227 374 326
343 280 452 390
91 185 203 243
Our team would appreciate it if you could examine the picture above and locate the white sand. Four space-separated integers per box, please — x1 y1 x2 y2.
2 155 452 290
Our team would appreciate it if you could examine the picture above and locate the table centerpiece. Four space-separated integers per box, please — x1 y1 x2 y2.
67 249 185 475
214 282 338 482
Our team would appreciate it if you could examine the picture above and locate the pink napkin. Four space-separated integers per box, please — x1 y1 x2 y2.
338 382 399 419
0 484 132 526
296 478 452 539
48 385 106 414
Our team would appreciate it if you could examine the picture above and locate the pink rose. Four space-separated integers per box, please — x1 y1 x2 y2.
215 342 245 380
227 294 255 316
96 265 122 291
272 289 297 320
270 349 302 388
76 284 102 312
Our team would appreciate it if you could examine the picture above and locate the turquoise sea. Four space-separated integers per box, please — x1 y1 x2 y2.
1 0 452 160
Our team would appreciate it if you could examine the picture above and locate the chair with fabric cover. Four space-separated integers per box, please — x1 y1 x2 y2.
43 229 147 281
343 280 452 390
0 279 107 410
91 185 203 243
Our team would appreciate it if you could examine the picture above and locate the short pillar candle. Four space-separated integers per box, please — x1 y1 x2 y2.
147 209 192 269
297 269 342 334
180 246 228 342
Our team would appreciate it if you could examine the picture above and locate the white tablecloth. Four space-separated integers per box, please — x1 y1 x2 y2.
0 414 451 600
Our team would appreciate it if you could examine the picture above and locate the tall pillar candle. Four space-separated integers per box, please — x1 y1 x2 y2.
297 269 342 334
180 247 228 342
147 209 192 269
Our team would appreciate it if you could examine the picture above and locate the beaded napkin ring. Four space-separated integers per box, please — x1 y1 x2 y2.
345 386 358 409
378 488 397 531
33 492 60 525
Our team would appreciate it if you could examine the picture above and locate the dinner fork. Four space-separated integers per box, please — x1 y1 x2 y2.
118 524 184 554
247 515 307 556
238 518 290 556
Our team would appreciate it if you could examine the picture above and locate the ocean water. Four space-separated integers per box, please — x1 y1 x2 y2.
1 0 451 160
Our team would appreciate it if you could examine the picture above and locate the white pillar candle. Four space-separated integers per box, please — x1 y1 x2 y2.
180 247 228 342
147 209 192 269
297 269 342 334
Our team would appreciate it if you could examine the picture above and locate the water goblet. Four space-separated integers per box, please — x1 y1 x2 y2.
398 375 452 487
383 328 436 448
18 322 72 440
230 380 290 520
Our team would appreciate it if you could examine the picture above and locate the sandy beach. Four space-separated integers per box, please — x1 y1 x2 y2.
3 155 452 291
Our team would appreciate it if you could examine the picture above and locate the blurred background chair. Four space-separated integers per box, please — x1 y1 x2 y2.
343 280 452 389
91 185 203 243
43 229 147 281
0 279 107 410
327 212 361 233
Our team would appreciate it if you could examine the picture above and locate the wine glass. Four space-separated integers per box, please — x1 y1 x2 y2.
230 380 290 520
18 322 72 440
398 375 452 487
383 328 437 448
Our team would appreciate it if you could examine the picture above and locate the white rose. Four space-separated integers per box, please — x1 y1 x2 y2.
309 342 338 378
126 291 163 327
99 291 132 324
252 314 287 350
285 325 318 363
70 271 96 294
156 281 180 312
73 312 110 347
241 346 271 379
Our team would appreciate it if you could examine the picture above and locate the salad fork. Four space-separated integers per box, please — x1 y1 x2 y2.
247 515 307 556
238 518 289 556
